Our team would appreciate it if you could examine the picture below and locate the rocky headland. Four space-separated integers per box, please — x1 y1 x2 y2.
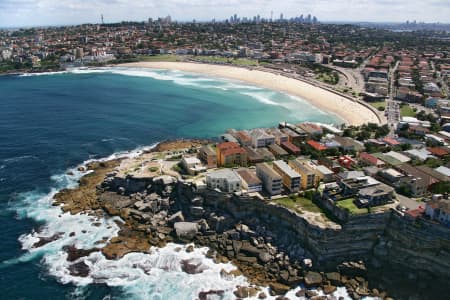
49 140 450 300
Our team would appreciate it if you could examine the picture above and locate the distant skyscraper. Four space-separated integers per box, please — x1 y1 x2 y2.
280 13 283 21
101 14 104 24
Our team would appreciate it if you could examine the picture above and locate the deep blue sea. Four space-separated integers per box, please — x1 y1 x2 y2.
0 67 344 299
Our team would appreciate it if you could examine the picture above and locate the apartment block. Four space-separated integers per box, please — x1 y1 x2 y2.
272 160 301 192
256 163 282 195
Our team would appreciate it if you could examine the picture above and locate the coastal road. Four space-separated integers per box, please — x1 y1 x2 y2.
386 61 400 136
328 65 365 93
396 194 424 210
431 61 449 98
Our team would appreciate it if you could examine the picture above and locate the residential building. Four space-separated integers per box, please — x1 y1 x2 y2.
359 152 386 168
243 146 264 164
395 164 441 197
216 142 247 167
356 184 395 207
181 156 206 175
266 128 288 145
298 122 323 137
250 129 275 148
280 141 301 155
311 163 335 183
256 163 282 195
268 143 289 158
307 140 328 151
339 176 380 196
425 198 450 226
280 127 305 143
333 136 365 152
236 169 262 193
289 159 317 189
206 169 241 193
273 160 301 192
198 145 217 168
255 147 275 161
235 130 252 147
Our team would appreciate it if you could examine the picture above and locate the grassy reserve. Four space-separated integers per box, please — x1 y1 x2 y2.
400 104 416 117
335 198 369 215
274 195 323 214
370 101 386 110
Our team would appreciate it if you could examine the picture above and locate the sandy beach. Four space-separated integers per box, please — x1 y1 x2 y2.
119 61 383 126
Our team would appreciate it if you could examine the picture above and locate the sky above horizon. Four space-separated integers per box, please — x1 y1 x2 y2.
0 0 449 27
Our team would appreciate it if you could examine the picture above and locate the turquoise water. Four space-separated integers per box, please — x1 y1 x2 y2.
0 67 344 299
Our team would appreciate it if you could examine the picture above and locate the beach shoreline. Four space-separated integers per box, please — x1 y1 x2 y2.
118 61 383 126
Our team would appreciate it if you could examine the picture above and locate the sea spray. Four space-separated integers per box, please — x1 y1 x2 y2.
2 144 366 300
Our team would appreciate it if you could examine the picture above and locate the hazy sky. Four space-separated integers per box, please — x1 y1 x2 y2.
0 0 449 27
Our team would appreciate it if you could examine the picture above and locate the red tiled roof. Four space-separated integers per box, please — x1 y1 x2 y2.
221 147 246 157
217 142 240 151
360 152 379 165
383 137 400 146
405 207 424 218
281 141 300 154
307 140 327 151
427 147 450 157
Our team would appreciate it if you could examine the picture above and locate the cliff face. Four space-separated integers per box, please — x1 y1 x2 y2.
175 182 450 297
102 174 450 298
195 187 389 268
373 212 450 279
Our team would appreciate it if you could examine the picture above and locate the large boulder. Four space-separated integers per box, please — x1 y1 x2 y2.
174 222 198 240
269 282 290 295
325 272 342 286
234 286 258 298
180 258 208 274
304 271 323 287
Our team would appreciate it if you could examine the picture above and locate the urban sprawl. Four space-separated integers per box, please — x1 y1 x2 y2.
1 16 449 225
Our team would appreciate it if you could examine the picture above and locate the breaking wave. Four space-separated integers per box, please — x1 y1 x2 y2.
0 141 367 299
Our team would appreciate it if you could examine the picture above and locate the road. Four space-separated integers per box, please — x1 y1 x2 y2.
431 61 449 99
328 64 366 94
396 193 424 210
385 61 400 136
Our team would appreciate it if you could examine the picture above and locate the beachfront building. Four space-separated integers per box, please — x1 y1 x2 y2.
281 128 303 144
356 184 395 207
181 156 206 175
266 128 289 145
236 169 262 193
288 159 317 190
256 163 282 196
206 169 241 193
250 129 275 148
272 160 301 193
425 197 450 226
268 144 289 158
281 141 301 155
216 142 247 167
198 145 217 168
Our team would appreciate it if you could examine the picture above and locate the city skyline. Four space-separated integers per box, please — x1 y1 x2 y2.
0 0 449 28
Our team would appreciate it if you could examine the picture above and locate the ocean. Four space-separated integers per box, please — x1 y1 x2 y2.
0 67 348 299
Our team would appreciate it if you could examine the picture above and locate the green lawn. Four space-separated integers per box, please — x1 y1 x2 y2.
138 54 182 62
193 56 259 66
336 198 368 215
370 101 386 110
274 196 323 213
400 105 416 117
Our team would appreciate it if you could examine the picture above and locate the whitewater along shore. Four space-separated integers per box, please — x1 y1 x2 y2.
43 139 449 300
118 61 383 126
50 143 378 299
